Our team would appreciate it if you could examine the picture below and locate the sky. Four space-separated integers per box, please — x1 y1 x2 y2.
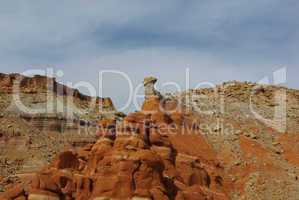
0 0 298 111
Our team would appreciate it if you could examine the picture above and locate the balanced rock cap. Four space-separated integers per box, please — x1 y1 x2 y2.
143 76 158 86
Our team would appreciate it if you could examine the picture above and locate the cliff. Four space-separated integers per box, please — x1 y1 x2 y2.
0 73 119 130
0 73 121 192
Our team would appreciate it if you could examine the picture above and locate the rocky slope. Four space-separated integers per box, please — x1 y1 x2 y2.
0 76 299 199
177 81 299 199
0 73 121 192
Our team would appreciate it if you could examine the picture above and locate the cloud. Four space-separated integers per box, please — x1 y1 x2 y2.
0 0 298 110
1 0 298 58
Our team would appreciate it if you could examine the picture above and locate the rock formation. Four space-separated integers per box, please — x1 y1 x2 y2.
143 77 162 99
0 73 121 132
0 77 229 200
1 76 299 199
0 73 121 192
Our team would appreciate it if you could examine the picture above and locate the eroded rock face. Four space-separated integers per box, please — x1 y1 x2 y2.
0 73 116 113
0 83 228 200
0 74 120 192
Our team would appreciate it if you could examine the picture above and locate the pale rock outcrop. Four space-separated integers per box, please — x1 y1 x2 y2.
143 76 162 99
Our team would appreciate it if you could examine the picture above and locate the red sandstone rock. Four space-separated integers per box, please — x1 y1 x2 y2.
96 119 116 139
141 96 162 113
0 101 227 199
0 77 229 199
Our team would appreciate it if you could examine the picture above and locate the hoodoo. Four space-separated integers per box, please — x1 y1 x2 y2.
143 76 161 99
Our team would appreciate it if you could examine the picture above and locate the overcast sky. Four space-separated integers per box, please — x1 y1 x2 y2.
0 0 298 111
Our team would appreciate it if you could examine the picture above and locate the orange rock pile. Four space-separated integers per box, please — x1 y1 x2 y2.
0 78 228 200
